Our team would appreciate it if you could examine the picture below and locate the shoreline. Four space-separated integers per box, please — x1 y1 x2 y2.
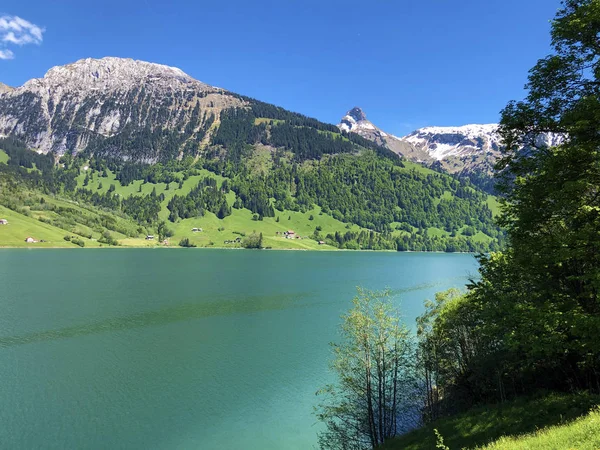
0 245 477 255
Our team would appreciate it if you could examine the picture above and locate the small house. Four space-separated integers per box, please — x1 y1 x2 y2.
0 219 8 225
145 235 155 240
318 241 325 245
25 237 37 243
192 228 203 232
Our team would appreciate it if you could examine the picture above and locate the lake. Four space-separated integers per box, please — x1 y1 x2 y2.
0 249 479 449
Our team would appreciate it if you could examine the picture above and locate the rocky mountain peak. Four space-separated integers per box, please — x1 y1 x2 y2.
347 107 367 122
0 82 13 94
0 57 243 157
21 57 210 94
339 107 377 134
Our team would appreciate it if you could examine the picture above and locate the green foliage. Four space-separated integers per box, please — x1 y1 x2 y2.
414 0 600 424
167 177 231 222
178 237 197 248
98 230 118 246
241 232 262 249
315 289 418 449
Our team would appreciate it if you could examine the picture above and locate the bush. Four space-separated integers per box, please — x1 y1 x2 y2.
178 237 197 248
242 232 263 249
72 238 85 247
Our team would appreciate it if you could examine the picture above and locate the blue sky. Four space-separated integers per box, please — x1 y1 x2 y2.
1 0 560 135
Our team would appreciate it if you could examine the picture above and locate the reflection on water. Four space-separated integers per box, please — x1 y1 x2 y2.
0 292 315 348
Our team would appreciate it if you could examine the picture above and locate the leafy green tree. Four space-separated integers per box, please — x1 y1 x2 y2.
315 289 418 449
492 0 600 391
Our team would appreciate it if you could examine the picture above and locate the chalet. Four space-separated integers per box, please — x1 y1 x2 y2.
284 230 296 239
25 237 37 243
192 228 203 232
145 235 155 240
318 241 326 245
0 219 8 225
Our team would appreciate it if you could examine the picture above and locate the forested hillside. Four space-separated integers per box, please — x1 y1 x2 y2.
0 70 503 251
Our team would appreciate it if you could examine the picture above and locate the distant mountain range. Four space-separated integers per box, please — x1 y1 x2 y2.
338 107 563 185
339 107 502 177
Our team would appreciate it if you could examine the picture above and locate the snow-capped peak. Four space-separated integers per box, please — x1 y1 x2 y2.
403 124 501 161
339 107 379 134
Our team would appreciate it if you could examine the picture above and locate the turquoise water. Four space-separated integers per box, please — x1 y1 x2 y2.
0 249 478 449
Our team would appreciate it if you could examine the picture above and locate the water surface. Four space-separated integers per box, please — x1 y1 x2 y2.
0 249 478 449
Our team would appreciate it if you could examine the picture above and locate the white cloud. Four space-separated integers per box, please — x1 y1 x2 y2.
0 15 45 60
0 49 14 60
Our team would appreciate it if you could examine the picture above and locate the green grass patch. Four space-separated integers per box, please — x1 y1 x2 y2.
254 117 284 125
166 204 356 250
0 149 9 164
486 195 501 217
481 407 600 449
383 392 600 450
0 205 99 248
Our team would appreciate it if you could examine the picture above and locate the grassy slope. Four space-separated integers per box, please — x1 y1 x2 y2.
384 393 600 450
482 408 600 450
0 150 496 250
78 158 497 249
0 149 8 164
76 167 356 249
0 205 100 248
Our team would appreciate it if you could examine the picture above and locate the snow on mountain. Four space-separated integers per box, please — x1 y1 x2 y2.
403 124 501 161
338 107 430 162
338 108 506 175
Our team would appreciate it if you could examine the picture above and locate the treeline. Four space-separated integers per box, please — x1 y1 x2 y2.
167 177 231 222
211 101 399 163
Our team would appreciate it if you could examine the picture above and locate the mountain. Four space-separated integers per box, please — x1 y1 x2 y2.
0 57 243 161
0 57 502 252
338 107 503 176
339 107 432 163
403 123 502 175
338 108 564 186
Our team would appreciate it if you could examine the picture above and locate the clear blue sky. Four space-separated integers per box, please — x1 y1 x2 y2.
1 0 560 135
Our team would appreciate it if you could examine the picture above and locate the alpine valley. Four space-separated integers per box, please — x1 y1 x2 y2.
0 57 503 251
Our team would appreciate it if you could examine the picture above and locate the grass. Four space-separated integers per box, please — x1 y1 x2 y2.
0 205 100 248
481 407 600 449
254 117 284 126
75 164 364 249
383 392 600 450
163 204 357 250
486 195 501 217
0 149 9 164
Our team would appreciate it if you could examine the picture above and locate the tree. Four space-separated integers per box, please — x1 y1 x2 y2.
491 0 600 392
178 237 196 248
315 288 418 449
241 232 263 249
157 221 174 242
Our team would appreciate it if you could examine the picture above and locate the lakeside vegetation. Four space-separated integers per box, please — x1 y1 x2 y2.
315 2 600 448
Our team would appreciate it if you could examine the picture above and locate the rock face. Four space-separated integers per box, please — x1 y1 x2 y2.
339 107 431 163
0 57 244 161
339 108 564 178
403 124 502 175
